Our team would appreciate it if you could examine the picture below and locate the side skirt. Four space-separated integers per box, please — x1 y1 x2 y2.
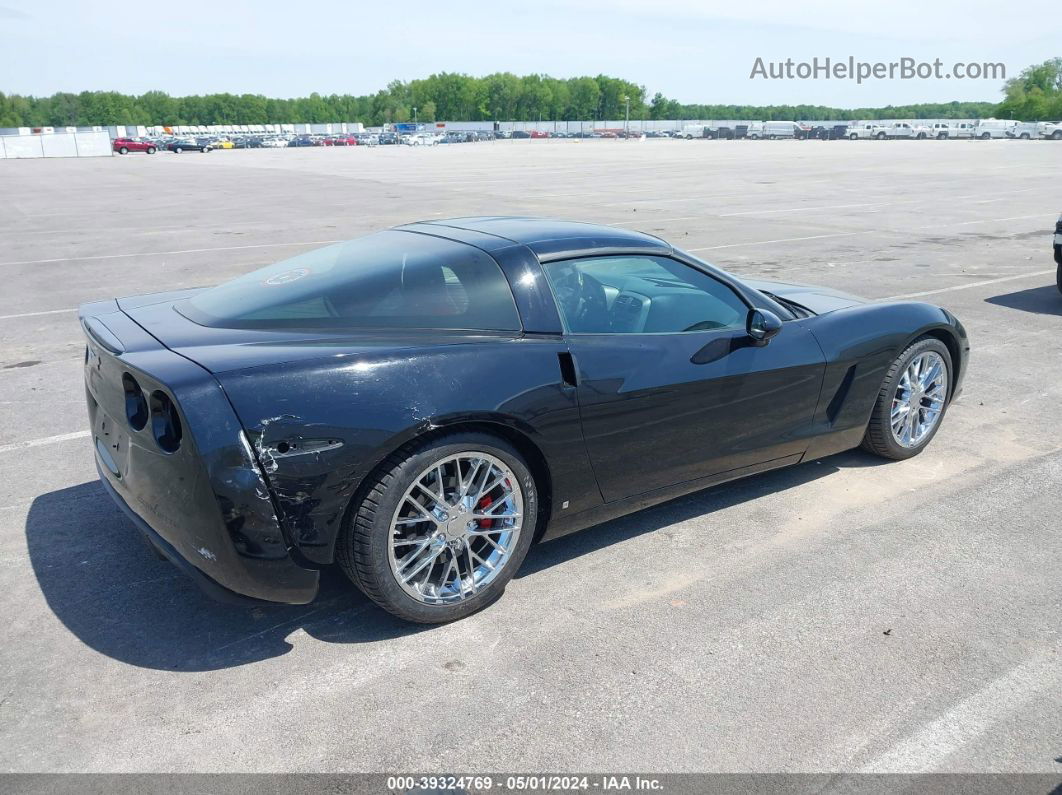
540 452 804 542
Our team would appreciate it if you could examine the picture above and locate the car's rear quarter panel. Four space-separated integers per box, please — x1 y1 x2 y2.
215 337 598 565
82 303 319 602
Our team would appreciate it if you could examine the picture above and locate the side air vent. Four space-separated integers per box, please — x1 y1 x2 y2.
826 365 857 424
149 391 183 453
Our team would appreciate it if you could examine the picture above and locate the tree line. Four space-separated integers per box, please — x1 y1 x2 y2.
2 62 1057 129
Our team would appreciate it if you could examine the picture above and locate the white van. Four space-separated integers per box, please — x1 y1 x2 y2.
974 119 1019 139
681 124 707 139
763 121 803 139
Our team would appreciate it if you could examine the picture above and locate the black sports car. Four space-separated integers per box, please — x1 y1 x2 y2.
166 139 211 153
81 218 969 622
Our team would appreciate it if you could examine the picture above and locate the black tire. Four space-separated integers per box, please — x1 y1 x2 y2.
937 133 947 140
1053 130 1062 140
146 146 156 154
174 146 183 153
980 132 991 140
849 133 858 140
337 431 539 623
118 146 128 154
876 132 887 140
861 337 953 460
1056 261 1062 295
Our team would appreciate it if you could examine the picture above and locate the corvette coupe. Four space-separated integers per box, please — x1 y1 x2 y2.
81 218 968 622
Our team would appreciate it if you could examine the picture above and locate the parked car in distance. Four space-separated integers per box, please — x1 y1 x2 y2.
529 130 550 138
166 139 211 153
848 122 884 140
211 138 235 149
880 122 930 140
259 137 288 148
760 121 807 139
975 119 1019 139
80 217 968 622
112 137 156 154
378 132 400 145
1038 122 1062 140
1006 123 1039 140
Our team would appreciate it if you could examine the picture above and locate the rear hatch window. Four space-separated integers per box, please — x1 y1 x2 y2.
179 231 520 332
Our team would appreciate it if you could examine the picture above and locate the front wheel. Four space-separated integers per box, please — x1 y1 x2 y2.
174 147 183 153
876 132 887 140
849 133 858 140
1057 261 1062 295
118 147 128 154
980 132 991 139
337 432 538 623
861 337 952 460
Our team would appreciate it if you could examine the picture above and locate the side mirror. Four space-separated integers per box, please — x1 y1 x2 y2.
747 308 783 344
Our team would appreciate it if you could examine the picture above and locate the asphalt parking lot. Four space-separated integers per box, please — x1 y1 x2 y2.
1 139 1060 774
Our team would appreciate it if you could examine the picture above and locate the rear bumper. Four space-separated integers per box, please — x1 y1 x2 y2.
97 462 288 606
96 456 320 606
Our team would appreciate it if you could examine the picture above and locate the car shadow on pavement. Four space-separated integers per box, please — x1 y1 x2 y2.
27 450 881 672
25 481 427 672
985 285 1062 316
520 449 880 577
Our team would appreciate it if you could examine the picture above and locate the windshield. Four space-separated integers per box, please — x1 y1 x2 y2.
180 231 521 331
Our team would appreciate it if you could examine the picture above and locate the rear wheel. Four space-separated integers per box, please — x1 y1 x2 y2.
1053 130 1062 140
146 146 156 154
862 337 952 460
1057 262 1062 295
876 132 887 140
980 132 991 139
337 432 538 623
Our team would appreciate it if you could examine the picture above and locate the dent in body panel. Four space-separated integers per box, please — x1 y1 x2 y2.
219 338 598 565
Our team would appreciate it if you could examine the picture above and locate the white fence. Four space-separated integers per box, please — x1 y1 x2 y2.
1 131 112 159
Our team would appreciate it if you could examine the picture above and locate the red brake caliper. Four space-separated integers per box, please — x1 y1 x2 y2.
476 495 493 530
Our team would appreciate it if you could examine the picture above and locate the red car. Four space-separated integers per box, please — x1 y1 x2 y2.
529 130 550 139
112 137 157 155
328 135 358 146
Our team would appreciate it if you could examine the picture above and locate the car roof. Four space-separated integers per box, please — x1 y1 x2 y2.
396 216 672 262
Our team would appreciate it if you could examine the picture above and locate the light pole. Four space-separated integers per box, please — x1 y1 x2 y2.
413 107 418 127
622 95 630 138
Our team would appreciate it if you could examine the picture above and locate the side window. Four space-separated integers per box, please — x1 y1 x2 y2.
542 255 749 335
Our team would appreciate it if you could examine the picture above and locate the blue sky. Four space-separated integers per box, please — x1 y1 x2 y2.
1 0 1057 106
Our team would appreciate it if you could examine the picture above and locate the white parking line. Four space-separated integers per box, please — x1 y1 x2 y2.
0 239 343 267
860 650 1060 772
0 430 90 455
881 269 1055 300
0 307 77 321
687 231 862 251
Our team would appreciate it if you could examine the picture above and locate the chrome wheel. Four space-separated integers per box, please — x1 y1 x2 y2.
891 351 948 448
387 452 523 605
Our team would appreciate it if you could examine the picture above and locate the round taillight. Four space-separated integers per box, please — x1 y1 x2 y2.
122 373 148 431
149 390 182 453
